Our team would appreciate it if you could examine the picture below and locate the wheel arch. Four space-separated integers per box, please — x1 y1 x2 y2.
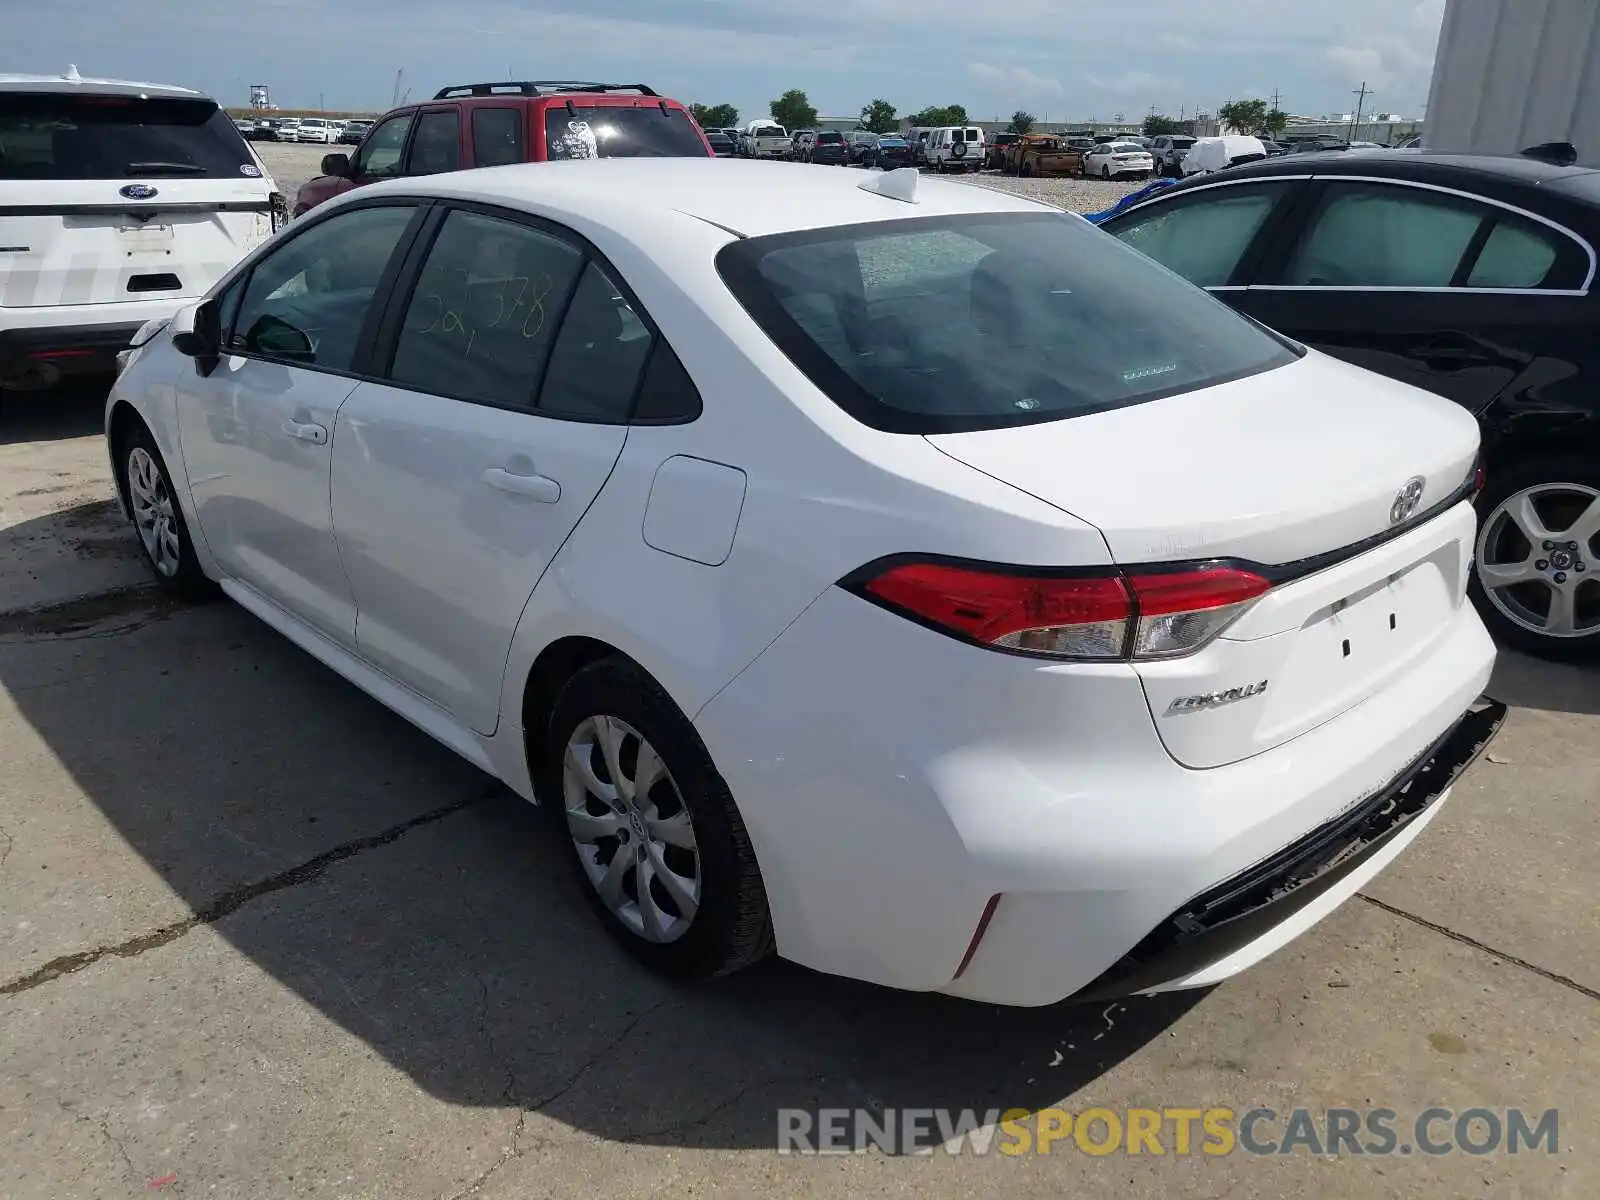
106 399 148 519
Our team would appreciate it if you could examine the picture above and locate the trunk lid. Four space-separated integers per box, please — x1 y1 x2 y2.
0 179 274 307
928 351 1482 767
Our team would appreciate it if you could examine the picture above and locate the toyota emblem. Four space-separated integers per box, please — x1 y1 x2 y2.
1390 476 1426 525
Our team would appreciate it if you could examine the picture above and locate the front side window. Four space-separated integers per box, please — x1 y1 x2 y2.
354 113 413 178
387 209 584 408
230 205 415 371
1108 183 1290 286
544 105 708 159
1282 183 1491 287
406 110 461 174
718 211 1297 434
0 93 255 180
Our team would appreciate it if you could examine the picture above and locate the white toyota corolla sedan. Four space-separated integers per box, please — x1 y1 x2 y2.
105 159 1504 1006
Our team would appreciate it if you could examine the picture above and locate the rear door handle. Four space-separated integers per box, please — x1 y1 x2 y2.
483 466 561 504
283 419 328 445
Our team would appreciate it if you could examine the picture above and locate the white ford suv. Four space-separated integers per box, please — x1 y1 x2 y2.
0 68 281 402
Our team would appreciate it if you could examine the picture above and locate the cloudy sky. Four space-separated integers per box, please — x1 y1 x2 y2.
9 0 1445 122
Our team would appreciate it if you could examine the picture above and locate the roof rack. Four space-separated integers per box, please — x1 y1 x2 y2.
431 80 660 99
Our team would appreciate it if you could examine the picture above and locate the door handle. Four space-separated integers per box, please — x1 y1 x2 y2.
483 466 561 504
283 418 328 445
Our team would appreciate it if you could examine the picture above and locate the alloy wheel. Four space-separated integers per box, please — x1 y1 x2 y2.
562 715 702 943
1476 482 1600 639
127 446 181 577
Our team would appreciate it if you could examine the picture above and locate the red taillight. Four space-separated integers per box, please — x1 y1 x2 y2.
853 559 1271 661
1472 458 1486 499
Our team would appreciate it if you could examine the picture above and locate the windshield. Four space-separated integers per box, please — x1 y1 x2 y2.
545 105 708 159
0 92 257 179
751 125 786 137
716 212 1298 434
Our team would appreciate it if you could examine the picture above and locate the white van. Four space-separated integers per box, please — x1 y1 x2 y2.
924 126 985 172
0 69 282 398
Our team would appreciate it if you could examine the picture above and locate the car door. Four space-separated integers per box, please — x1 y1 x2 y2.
329 204 659 733
175 201 424 643
1228 179 1592 411
1103 177 1310 289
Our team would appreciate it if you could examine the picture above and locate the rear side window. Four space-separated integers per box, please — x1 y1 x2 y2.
471 107 522 167
1108 183 1289 286
537 262 653 421
407 110 461 174
965 129 981 141
1467 217 1572 289
0 93 254 180
717 212 1298 434
545 105 708 159
388 209 584 408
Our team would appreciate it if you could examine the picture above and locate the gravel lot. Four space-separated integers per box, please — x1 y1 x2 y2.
254 141 1143 216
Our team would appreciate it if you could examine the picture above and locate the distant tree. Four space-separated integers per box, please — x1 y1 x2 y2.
690 102 739 129
771 89 819 131
907 104 969 127
1218 98 1281 136
1142 113 1180 137
1007 110 1036 134
1262 107 1289 137
858 98 898 133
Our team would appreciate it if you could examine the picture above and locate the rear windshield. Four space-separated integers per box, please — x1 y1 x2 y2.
817 132 844 143
0 93 256 180
716 212 1298 434
545 105 708 159
1172 136 1197 148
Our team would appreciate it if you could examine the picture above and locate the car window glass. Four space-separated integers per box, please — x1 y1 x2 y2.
355 114 413 178
1110 185 1283 287
719 211 1296 434
537 263 653 421
545 105 707 159
388 209 584 408
1467 217 1563 288
631 338 703 421
407 110 460 174
1283 185 1488 286
471 107 523 167
231 205 414 371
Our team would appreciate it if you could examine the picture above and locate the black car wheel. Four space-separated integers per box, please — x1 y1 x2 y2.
1472 453 1600 659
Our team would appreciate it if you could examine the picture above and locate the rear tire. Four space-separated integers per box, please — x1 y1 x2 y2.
1470 452 1600 660
543 657 774 979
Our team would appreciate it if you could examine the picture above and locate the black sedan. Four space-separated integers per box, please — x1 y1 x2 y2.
1100 148 1600 659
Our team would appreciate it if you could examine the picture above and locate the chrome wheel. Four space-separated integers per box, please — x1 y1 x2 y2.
562 715 701 943
127 446 181 578
1476 482 1600 639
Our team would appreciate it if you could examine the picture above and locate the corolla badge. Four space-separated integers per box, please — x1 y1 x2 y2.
1390 476 1426 525
1165 680 1269 715
119 184 159 200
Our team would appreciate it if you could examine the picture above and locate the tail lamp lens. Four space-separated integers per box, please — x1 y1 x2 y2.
855 560 1271 661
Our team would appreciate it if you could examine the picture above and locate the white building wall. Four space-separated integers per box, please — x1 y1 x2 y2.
1424 0 1600 163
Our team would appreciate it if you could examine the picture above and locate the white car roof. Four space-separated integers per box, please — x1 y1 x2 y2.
359 158 1053 240
0 67 204 99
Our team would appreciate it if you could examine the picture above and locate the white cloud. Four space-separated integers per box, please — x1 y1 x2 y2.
968 62 1064 96
1088 70 1167 94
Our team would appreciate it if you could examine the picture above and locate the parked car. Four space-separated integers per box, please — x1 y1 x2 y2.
1082 140 1155 179
295 80 712 217
1008 134 1086 177
0 70 281 400
739 121 789 159
868 135 913 169
1149 133 1197 176
806 130 850 165
924 125 985 172
705 130 735 157
1287 136 1351 153
295 117 338 144
1101 150 1600 657
790 130 816 160
339 119 374 145
275 117 302 142
984 131 1021 170
105 157 1501 1003
1178 135 1268 177
240 119 278 142
1394 133 1425 150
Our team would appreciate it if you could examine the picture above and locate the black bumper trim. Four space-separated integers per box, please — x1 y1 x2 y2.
1070 696 1507 1003
0 322 146 382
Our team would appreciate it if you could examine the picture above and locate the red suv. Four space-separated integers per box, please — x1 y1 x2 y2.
294 80 712 217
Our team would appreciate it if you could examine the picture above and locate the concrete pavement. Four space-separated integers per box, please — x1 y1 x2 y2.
1 386 1595 1198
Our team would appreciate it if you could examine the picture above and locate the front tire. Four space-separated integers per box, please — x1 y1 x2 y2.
119 424 216 600
1471 453 1600 659
543 657 774 978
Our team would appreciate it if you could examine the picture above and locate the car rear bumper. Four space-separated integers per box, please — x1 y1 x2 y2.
695 583 1497 1006
0 317 160 388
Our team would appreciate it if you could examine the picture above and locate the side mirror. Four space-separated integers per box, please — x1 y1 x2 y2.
170 299 221 374
321 152 351 177
244 314 315 363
